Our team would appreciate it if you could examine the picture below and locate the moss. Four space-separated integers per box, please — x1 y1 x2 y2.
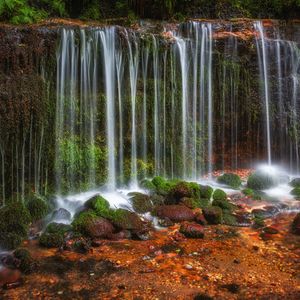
247 171 275 190
39 232 64 248
140 179 156 191
151 176 177 195
13 248 35 273
217 173 241 189
199 185 213 199
181 197 200 209
85 195 110 212
0 201 31 250
26 194 48 222
167 181 199 204
128 192 153 214
72 210 98 235
203 207 223 225
109 209 143 231
212 199 233 211
291 187 300 199
222 213 237 226
39 222 71 248
253 216 265 228
243 188 254 196
212 189 227 201
198 198 211 209
289 178 300 188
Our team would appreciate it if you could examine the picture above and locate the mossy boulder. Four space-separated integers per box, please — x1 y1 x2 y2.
217 173 241 189
222 213 238 226
198 198 211 209
13 248 35 273
128 192 153 213
289 178 300 188
212 198 233 211
0 201 31 250
151 176 177 195
253 216 265 228
247 171 276 190
72 210 98 234
212 189 227 201
39 222 72 248
180 197 200 209
26 194 48 222
291 187 300 199
243 188 254 197
199 185 213 199
85 196 110 213
167 181 199 204
109 209 145 232
203 207 223 224
140 179 156 191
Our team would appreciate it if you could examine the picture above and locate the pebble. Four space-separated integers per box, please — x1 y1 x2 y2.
185 264 193 270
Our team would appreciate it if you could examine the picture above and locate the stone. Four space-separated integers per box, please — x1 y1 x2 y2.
194 213 207 225
51 208 71 221
179 222 204 238
202 207 223 224
292 213 300 235
0 267 21 288
156 205 194 222
85 217 115 238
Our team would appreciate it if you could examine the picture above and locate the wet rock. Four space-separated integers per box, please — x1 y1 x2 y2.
13 248 35 273
203 207 223 224
252 206 280 219
51 208 71 221
72 238 92 254
263 226 279 234
128 192 153 214
0 254 20 269
234 212 252 227
195 213 207 225
158 217 174 227
0 267 21 288
179 222 204 238
85 217 115 239
247 170 277 190
180 197 199 209
156 205 194 222
166 182 195 204
292 213 300 235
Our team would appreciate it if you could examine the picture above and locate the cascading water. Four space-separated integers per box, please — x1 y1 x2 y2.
53 21 300 197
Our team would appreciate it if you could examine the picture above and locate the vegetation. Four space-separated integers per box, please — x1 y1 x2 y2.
0 201 31 249
1 0 300 24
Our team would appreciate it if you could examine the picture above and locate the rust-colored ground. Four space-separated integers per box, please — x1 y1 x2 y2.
1 213 299 300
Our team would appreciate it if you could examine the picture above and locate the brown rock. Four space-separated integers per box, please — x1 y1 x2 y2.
292 213 300 235
0 267 21 288
156 205 194 222
179 222 204 238
85 217 115 238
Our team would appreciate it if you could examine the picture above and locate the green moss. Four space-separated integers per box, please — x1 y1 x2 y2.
85 195 110 212
128 192 153 214
222 213 237 226
198 198 211 209
39 232 64 248
140 179 156 191
217 173 241 189
291 187 300 199
247 171 275 190
151 176 177 195
0 201 31 249
181 197 200 209
203 207 223 224
212 189 227 201
109 209 143 231
243 188 254 196
253 216 265 228
72 210 98 235
289 178 300 188
199 185 213 199
26 194 48 222
13 248 34 273
39 222 71 248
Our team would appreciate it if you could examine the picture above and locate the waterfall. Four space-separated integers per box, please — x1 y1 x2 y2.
51 21 300 197
254 21 272 165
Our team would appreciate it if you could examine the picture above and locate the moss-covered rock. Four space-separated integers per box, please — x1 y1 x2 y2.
291 187 300 199
72 210 98 235
39 222 72 248
180 197 200 209
198 198 211 209
0 201 31 250
243 188 254 197
26 194 48 222
203 207 223 224
13 248 35 273
291 213 300 235
253 216 265 228
151 176 176 195
212 189 227 201
109 209 144 232
166 181 199 204
212 198 233 211
155 205 195 222
85 195 110 213
217 173 241 189
289 178 300 188
199 185 213 199
140 179 156 191
128 192 153 213
222 213 238 226
247 171 276 190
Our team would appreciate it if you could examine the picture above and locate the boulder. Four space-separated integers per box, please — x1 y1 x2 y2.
51 208 71 221
156 205 194 222
84 217 114 238
195 213 207 225
180 222 204 238
0 267 21 288
203 207 223 224
217 173 241 188
289 178 300 188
